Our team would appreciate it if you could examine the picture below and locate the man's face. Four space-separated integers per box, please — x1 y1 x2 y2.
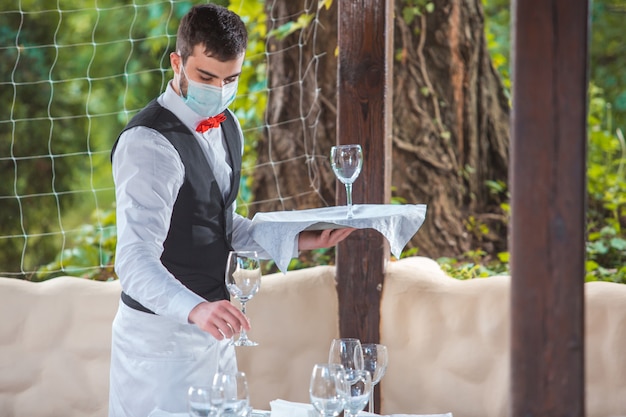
171 44 244 97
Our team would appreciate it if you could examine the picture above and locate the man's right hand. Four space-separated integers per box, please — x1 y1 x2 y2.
188 300 251 340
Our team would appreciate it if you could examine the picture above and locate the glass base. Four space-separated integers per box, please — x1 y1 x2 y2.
231 338 259 347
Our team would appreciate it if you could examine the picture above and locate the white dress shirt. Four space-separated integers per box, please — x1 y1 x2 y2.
112 81 268 324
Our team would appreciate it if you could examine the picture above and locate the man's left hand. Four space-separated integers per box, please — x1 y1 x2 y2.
298 227 355 250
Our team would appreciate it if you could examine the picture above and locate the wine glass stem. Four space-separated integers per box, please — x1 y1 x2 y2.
344 183 353 218
239 301 249 340
369 388 375 413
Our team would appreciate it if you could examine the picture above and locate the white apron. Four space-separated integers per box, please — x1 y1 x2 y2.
108 300 237 417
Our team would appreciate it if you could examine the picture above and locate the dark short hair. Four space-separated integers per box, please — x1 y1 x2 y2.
176 4 248 63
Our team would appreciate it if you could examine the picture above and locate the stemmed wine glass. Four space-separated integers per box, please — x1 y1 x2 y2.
225 250 262 346
328 338 364 373
187 385 216 417
309 363 347 417
338 369 372 417
211 371 251 417
330 144 363 219
362 343 389 413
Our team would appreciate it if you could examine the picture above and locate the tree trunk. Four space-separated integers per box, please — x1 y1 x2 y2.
252 0 338 212
253 0 510 259
392 0 510 257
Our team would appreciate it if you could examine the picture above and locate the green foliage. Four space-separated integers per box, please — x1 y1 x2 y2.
401 0 435 26
586 85 626 283
0 1 88 275
268 13 314 40
262 247 335 274
437 250 510 280
230 0 268 216
433 86 626 282
586 226 626 283
483 0 626 128
452 0 625 283
36 208 117 281
28 0 626 286
482 0 511 93
590 0 626 133
1 1 194 278
33 0 271 279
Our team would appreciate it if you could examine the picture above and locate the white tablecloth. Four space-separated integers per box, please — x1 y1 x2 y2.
269 399 452 417
250 204 427 273
146 400 451 417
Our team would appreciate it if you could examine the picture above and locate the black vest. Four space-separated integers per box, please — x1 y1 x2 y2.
111 100 242 312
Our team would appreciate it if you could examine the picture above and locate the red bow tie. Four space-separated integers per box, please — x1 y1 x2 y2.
195 113 226 133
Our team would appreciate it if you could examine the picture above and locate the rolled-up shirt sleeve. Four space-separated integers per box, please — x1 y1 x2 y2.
112 126 205 324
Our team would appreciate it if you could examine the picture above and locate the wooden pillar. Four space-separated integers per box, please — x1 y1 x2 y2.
336 0 393 411
510 1 589 416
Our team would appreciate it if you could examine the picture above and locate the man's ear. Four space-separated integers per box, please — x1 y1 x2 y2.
170 52 181 75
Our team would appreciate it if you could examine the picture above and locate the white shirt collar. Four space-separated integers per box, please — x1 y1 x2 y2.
158 80 206 132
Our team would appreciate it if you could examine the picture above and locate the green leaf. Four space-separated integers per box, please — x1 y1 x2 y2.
586 260 600 272
318 0 333 10
497 252 510 263
609 237 626 250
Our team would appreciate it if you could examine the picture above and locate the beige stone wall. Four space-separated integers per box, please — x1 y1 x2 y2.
235 265 340 408
0 276 119 417
380 257 511 417
1 257 625 417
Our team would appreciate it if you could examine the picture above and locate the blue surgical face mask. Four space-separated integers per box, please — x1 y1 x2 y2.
180 65 238 118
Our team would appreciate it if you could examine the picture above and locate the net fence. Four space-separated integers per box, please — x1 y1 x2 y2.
0 0 332 279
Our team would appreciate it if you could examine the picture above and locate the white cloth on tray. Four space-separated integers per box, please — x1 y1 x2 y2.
250 204 427 273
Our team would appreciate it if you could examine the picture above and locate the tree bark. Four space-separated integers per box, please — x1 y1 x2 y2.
392 0 510 257
252 0 338 213
253 0 510 259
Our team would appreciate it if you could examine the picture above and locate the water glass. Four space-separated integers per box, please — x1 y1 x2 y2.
328 337 364 372
211 371 250 416
225 251 262 346
188 385 217 417
330 144 363 218
362 343 388 412
309 363 347 417
338 369 372 417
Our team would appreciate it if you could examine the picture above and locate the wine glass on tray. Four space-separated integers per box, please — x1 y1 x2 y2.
225 250 262 346
330 144 363 219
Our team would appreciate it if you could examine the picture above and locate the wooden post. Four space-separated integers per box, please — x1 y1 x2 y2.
510 1 589 416
336 0 393 412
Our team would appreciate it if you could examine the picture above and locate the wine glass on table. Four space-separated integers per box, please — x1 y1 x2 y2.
211 371 251 417
362 343 389 413
328 337 364 374
309 363 347 417
187 385 217 417
337 369 372 417
225 250 261 346
330 144 363 219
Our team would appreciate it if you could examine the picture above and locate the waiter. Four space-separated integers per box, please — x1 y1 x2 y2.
108 4 352 416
